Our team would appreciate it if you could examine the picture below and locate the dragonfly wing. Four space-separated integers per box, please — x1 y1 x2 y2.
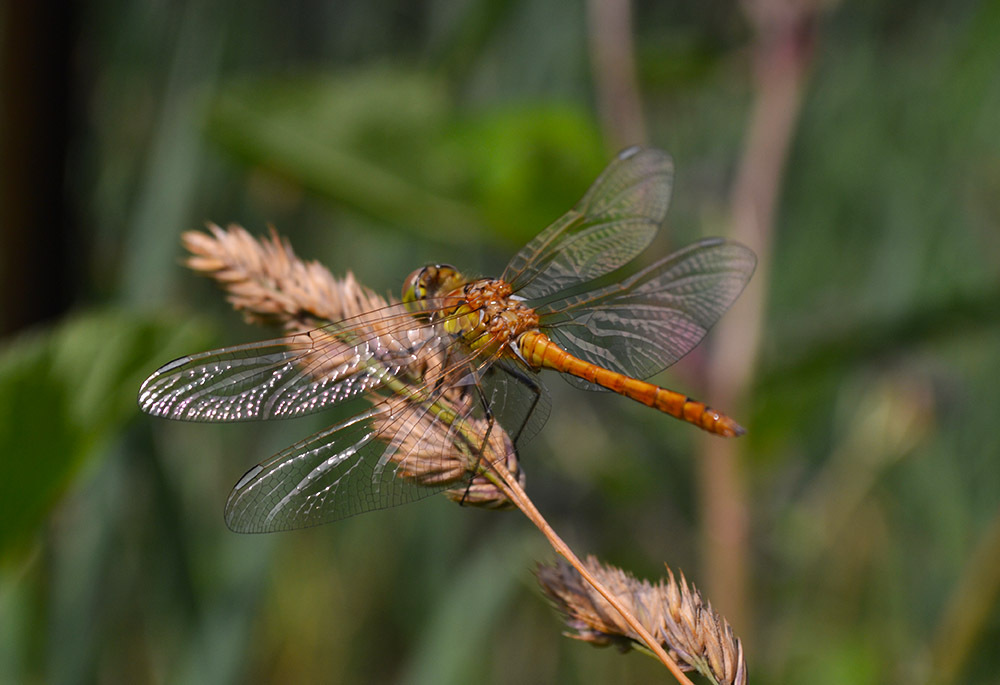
225 389 498 532
138 303 446 422
223 336 525 531
502 147 674 300
478 359 551 449
538 239 756 387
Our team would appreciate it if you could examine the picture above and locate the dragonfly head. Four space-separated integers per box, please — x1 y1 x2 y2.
402 264 466 313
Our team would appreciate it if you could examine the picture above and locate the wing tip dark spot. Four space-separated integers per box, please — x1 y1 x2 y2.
157 355 193 374
618 145 642 160
234 464 265 490
137 355 192 406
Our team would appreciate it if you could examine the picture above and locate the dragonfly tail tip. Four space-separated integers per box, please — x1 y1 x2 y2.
728 421 747 438
713 415 747 438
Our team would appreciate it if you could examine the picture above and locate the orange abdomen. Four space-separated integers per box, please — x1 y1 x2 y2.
517 331 745 438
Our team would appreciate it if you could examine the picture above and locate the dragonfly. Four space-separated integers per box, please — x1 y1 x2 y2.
139 147 756 533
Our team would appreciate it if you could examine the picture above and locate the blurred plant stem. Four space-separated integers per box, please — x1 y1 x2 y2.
929 504 1000 684
698 0 820 636
120 0 226 307
586 0 646 149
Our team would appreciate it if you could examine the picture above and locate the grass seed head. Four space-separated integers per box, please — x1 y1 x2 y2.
537 556 747 685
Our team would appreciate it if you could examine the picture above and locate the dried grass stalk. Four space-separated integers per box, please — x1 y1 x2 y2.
537 556 746 685
182 223 524 507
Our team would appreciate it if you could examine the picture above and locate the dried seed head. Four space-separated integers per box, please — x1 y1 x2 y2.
442 404 525 510
183 223 389 333
537 556 746 685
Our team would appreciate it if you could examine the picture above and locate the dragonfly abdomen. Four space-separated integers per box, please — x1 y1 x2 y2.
648 389 745 437
518 331 745 438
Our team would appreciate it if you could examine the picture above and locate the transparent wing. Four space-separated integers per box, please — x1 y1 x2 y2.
138 301 456 422
224 400 463 531
536 239 756 388
478 360 551 449
224 354 519 532
501 147 674 300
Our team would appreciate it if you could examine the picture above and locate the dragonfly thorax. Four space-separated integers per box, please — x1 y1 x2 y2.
441 278 540 353
402 265 539 351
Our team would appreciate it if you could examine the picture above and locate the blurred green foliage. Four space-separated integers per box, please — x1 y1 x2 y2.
2 0 999 683
0 311 211 560
206 67 607 243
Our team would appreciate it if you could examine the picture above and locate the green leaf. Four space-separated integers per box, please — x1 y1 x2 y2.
0 309 212 562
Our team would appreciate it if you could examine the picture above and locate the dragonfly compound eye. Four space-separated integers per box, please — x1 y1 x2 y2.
402 264 466 314
429 265 464 296
402 266 428 305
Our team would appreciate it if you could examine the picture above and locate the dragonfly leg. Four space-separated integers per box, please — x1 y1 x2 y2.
453 386 501 507
498 362 544 446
